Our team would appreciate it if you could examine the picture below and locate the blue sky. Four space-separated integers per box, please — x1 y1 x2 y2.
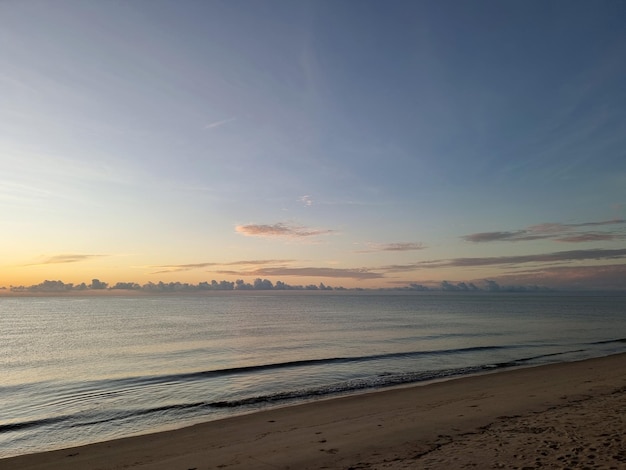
1 0 625 290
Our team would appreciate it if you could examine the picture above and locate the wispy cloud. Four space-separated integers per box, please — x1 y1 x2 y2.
217 266 383 280
355 242 426 253
23 254 107 266
204 117 236 130
555 233 621 243
150 259 295 274
530 219 626 230
490 264 626 290
462 231 552 243
299 195 313 207
383 248 626 272
150 262 219 274
463 218 626 244
225 259 295 266
235 222 335 238
151 257 381 280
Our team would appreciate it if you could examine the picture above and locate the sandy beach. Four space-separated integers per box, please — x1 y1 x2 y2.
2 353 625 470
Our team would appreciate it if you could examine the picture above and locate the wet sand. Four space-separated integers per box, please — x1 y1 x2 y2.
2 353 625 469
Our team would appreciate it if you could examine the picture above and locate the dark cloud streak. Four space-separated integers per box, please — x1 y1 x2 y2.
462 231 551 243
463 218 626 244
490 264 626 290
555 233 621 243
355 242 425 253
383 248 626 272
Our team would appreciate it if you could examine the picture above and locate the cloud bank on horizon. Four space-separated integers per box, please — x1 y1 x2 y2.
1 0 625 290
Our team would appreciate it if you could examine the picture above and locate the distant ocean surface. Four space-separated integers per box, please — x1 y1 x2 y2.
1 291 626 458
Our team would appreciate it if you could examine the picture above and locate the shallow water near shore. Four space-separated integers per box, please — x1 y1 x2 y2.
1 291 625 458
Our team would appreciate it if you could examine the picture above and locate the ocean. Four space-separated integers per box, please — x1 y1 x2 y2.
1 291 625 458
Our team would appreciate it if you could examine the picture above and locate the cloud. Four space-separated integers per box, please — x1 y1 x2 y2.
23 254 107 266
555 233 621 243
490 264 626 290
204 117 236 129
217 266 384 280
150 259 295 274
299 195 313 207
462 231 519 243
235 223 335 238
224 259 295 266
356 242 426 253
150 262 219 274
526 223 568 234
461 231 551 243
383 248 626 272
463 218 626 244
570 219 626 227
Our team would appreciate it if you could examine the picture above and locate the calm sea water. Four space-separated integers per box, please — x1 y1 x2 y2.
1 291 625 458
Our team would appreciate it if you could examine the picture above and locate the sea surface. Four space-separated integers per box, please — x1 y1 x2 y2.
1 291 625 458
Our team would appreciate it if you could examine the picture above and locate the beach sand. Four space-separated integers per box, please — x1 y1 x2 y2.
2 353 625 470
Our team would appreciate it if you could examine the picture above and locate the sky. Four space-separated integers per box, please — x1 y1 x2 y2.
1 0 625 291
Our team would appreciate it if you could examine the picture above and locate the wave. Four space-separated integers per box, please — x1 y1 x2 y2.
0 345 511 394
492 348 586 367
591 338 626 345
0 364 490 435
0 415 70 433
158 339 622 386
1 347 585 436
203 347 603 409
3 338 621 396
118 344 511 387
3 340 625 437
207 365 491 408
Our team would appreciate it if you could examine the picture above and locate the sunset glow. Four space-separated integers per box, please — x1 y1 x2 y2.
1 1 625 291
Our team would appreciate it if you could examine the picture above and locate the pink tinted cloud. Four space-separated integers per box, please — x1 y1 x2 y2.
24 254 107 266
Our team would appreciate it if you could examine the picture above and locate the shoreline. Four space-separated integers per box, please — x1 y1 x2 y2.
2 353 626 469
